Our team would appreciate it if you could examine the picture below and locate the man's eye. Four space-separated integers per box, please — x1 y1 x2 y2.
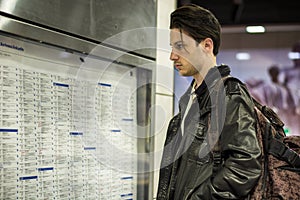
174 42 185 50
175 44 184 50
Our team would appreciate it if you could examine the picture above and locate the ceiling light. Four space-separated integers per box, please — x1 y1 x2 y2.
236 52 250 60
288 52 300 60
246 26 265 33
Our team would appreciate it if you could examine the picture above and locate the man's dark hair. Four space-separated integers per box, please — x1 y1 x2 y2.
170 4 221 55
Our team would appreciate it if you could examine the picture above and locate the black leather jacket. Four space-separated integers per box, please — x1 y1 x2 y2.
157 65 261 200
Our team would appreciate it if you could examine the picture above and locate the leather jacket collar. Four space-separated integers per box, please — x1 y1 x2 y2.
179 65 231 113
193 64 231 97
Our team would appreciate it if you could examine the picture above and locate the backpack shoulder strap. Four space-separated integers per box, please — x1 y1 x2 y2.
211 75 244 175
269 136 300 167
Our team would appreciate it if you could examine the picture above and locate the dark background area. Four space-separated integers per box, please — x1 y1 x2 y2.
177 0 300 26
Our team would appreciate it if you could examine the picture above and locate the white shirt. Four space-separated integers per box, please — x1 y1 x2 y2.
181 82 197 135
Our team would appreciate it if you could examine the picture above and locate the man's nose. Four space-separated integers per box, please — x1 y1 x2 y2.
170 51 179 61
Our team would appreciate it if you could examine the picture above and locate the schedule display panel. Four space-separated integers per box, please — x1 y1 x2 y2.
0 34 151 200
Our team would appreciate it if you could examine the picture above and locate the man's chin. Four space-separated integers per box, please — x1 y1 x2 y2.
179 71 189 76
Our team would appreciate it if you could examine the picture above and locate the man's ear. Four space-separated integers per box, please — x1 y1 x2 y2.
202 38 214 53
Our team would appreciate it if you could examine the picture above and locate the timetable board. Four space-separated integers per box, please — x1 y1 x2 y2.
0 35 140 200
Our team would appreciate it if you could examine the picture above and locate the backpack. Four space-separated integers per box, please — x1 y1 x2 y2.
212 76 300 200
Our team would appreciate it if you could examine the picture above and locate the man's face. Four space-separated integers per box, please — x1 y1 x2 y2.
169 28 206 77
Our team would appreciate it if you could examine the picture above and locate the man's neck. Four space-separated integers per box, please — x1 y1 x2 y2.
194 56 217 87
193 74 203 89
193 65 216 88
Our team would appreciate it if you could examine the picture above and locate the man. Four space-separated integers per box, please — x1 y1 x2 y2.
157 4 261 200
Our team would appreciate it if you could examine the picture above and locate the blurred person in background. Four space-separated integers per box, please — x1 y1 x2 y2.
282 41 300 114
280 41 300 135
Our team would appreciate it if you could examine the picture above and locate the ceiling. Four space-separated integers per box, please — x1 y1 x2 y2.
177 0 300 50
177 0 300 26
